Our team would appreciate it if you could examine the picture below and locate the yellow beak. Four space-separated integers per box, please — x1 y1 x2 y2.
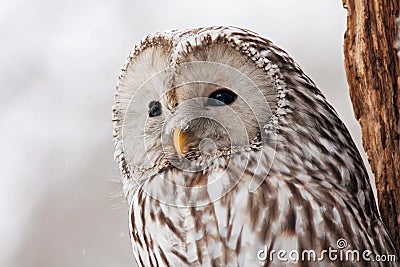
173 127 187 157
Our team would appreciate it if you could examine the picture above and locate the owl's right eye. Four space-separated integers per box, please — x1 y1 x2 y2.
148 101 162 117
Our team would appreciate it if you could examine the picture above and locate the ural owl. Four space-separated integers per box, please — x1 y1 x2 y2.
113 26 397 266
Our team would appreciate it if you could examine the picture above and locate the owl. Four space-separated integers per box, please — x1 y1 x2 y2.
113 26 397 266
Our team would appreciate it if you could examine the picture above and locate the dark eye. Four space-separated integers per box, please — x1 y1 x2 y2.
206 88 237 106
148 101 162 117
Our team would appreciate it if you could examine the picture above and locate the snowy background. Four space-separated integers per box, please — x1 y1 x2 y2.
0 1 370 266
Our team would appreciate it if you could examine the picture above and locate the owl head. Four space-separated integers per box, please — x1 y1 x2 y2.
113 26 366 206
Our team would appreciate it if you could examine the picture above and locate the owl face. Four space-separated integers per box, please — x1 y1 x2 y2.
118 42 276 173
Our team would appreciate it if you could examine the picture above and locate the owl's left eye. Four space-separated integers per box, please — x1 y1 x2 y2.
148 101 162 117
207 88 237 106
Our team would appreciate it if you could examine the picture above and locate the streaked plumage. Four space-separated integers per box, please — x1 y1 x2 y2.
113 26 397 266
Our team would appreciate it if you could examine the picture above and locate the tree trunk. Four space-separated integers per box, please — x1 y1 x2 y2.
342 0 400 252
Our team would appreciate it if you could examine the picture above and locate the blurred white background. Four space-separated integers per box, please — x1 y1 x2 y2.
0 0 369 266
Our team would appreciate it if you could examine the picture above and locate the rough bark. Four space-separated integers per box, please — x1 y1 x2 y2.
342 0 400 252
